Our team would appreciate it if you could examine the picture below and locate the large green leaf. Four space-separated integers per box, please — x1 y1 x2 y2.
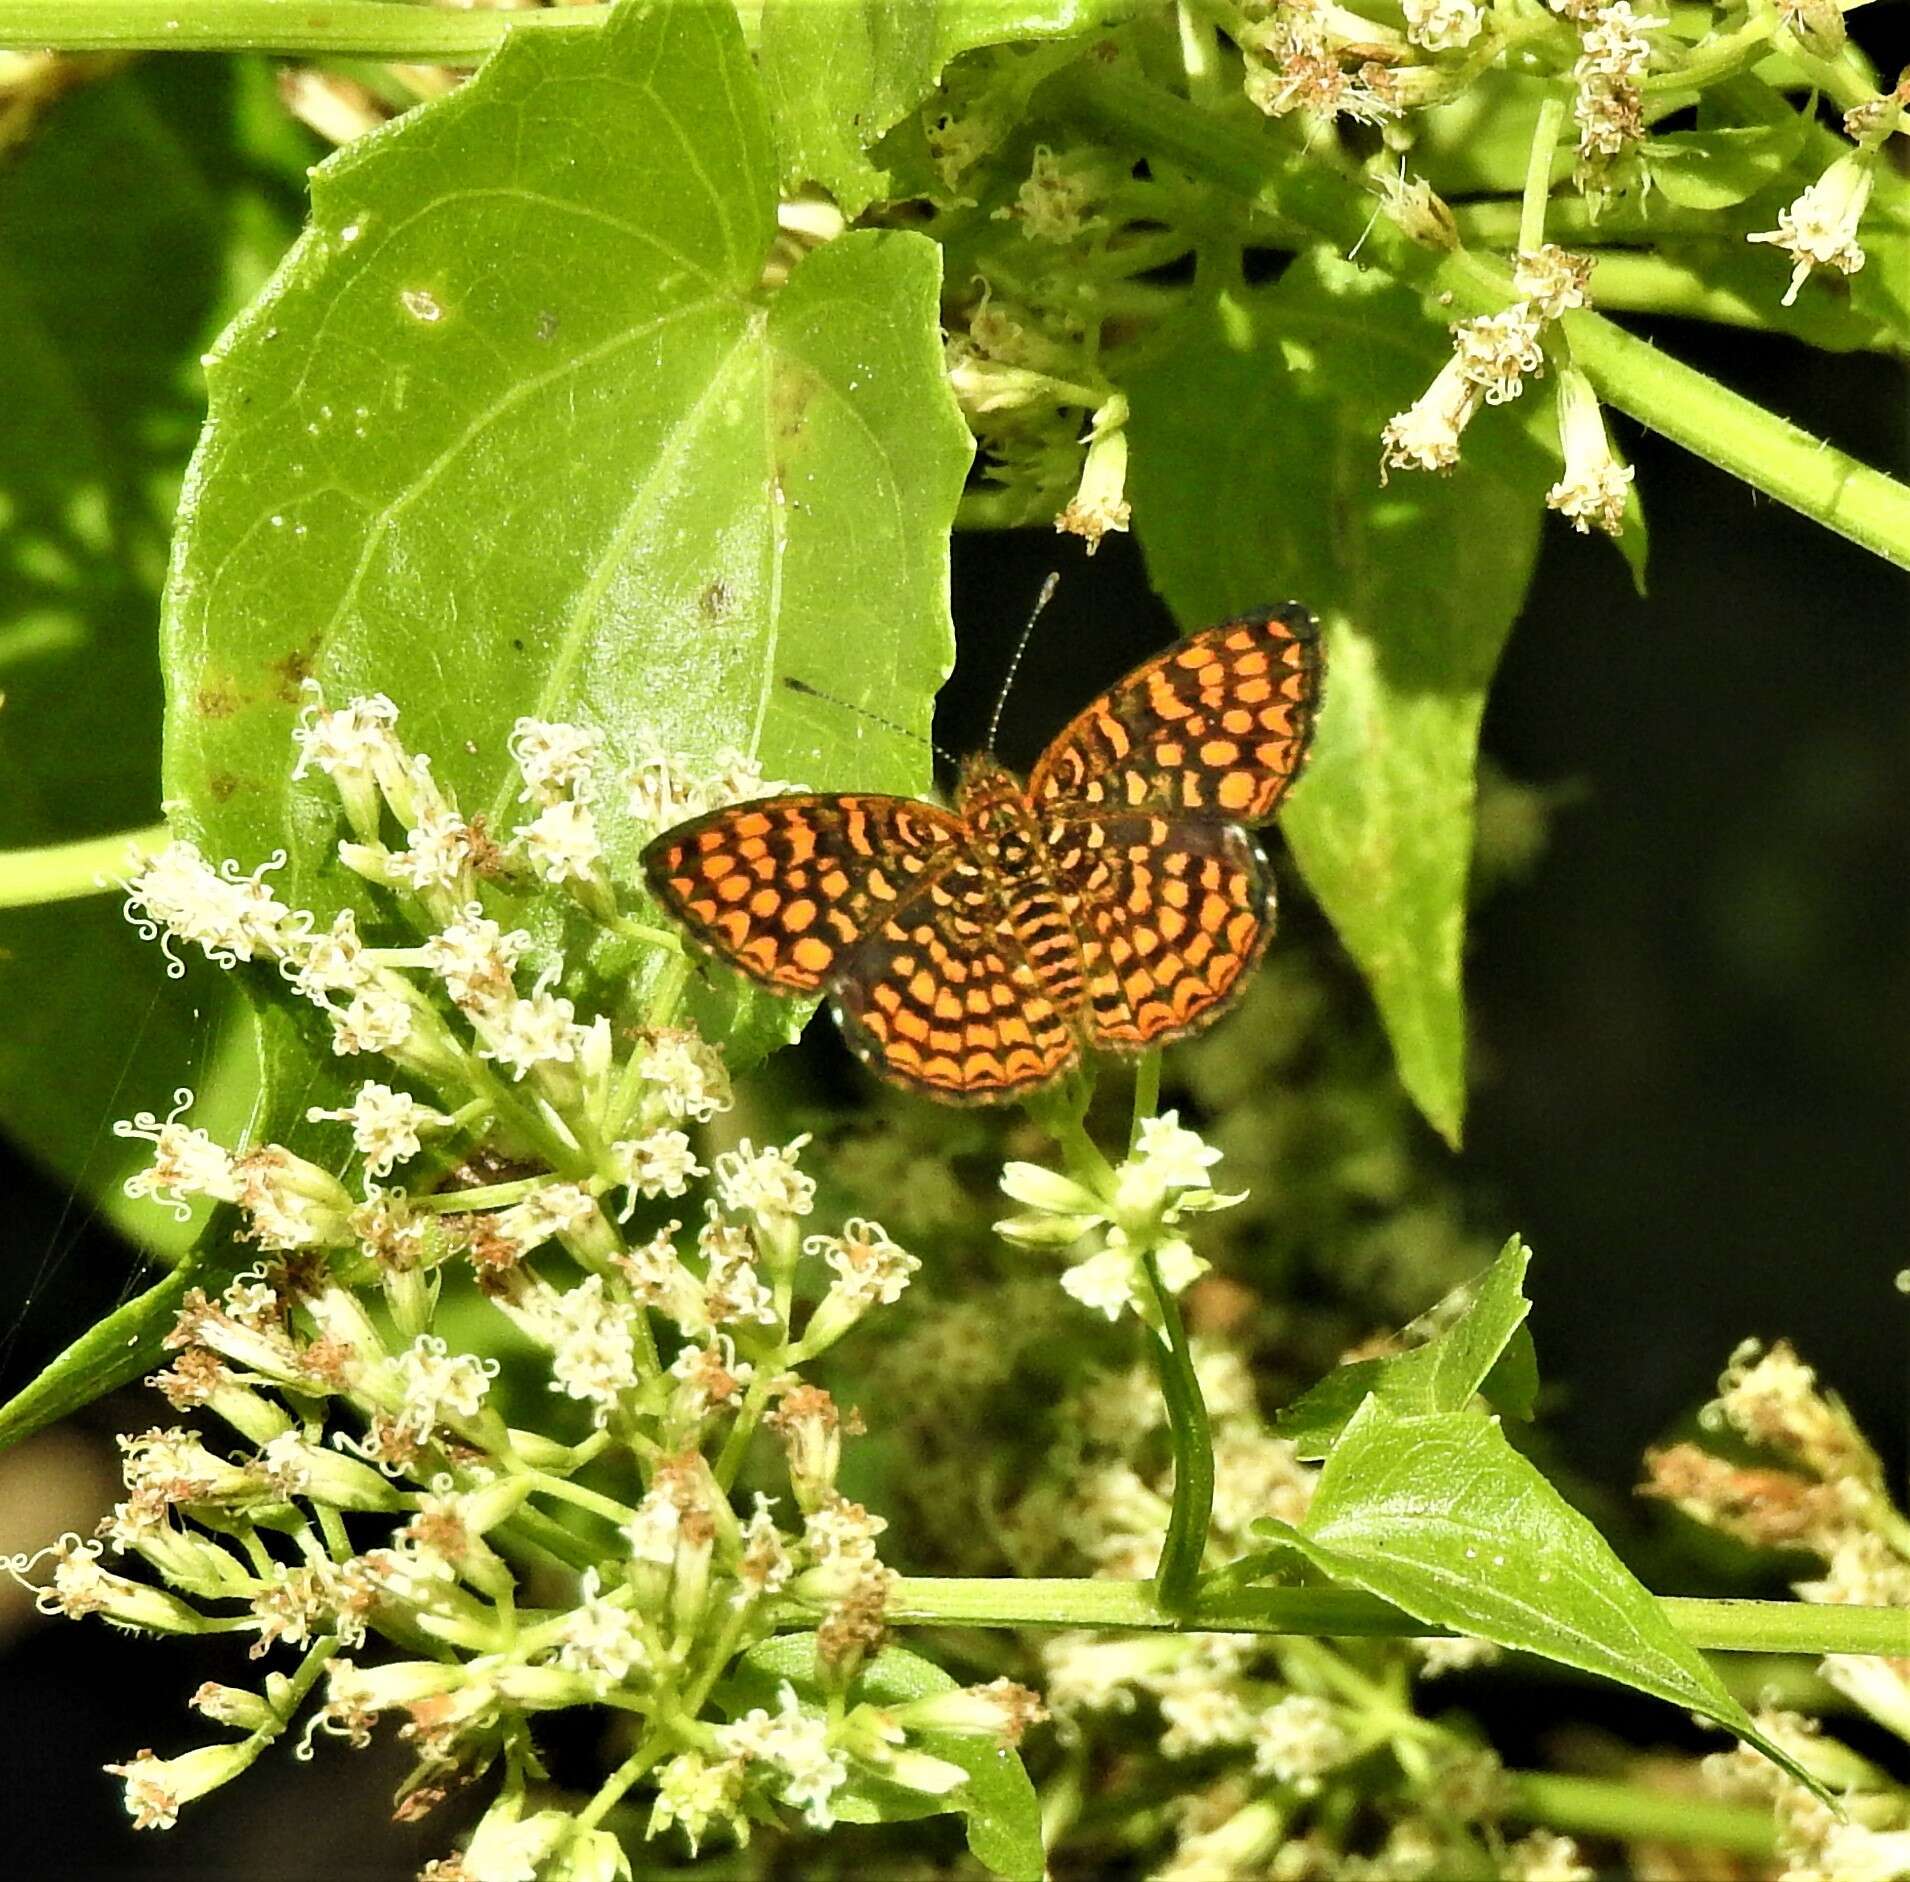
162 0 971 1115
1259 1398 1827 1796
0 62 311 1250
1272 1234 1534 1458
761 0 1130 217
1126 257 1549 1145
726 1635 1045 1882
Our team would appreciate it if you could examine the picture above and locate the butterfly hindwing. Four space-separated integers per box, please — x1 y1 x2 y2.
1046 815 1273 1051
1028 605 1322 824
641 795 965 993
831 859 1081 1102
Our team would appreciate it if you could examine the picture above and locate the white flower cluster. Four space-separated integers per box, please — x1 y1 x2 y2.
997 1111 1240 1323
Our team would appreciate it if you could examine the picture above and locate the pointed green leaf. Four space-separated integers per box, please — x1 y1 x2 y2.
1273 1235 1534 1457
1259 1398 1829 1796
726 1635 1045 1881
1126 257 1549 1144
162 0 970 1139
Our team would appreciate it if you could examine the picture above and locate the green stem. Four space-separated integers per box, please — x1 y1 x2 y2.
872 1577 1910 1656
1518 93 1568 255
1139 1252 1212 1612
1041 63 1910 573
0 823 167 909
1506 1771 1777 1858
575 1727 669 1832
0 0 617 59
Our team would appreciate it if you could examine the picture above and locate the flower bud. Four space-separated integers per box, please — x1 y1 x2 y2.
105 1740 263 1830
190 1682 277 1732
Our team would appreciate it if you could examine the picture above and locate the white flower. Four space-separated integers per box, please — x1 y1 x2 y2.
474 985 584 1078
704 748 796 809
1251 1693 1354 1786
387 804 472 893
1749 151 1874 306
1381 353 1481 475
805 1218 919 1307
1055 395 1131 555
122 841 292 976
611 1129 706 1202
668 1335 753 1418
306 1081 451 1177
1546 367 1634 537
231 1144 354 1250
518 798 601 886
422 907 531 1006
1060 1247 1137 1320
623 1485 684 1566
544 1276 638 1421
649 1751 746 1855
1513 244 1593 322
713 1135 815 1223
105 1743 259 1831
393 1335 496 1435
508 716 601 801
553 1567 649 1691
716 1683 849 1829
283 909 374 1001
116 1091 242 1218
1453 304 1546 405
637 1031 732 1122
328 985 414 1057
291 690 400 787
1403 0 1483 50
625 742 708 831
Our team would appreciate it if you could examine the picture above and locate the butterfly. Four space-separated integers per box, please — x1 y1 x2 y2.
641 605 1323 1103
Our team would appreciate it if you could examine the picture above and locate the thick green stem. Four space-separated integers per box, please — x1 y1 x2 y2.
1518 93 1568 255
0 823 166 909
1140 1249 1213 1613
1042 64 1910 574
0 0 617 58
872 1576 1910 1656
1506 1771 1777 1858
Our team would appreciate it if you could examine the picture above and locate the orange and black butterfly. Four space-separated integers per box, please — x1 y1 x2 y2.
641 606 1323 1102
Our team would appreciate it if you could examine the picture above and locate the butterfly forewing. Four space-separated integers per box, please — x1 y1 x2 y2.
832 859 1080 1100
1048 816 1273 1050
1029 605 1321 823
641 794 965 993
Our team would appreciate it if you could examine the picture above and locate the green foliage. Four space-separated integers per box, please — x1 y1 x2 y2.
1 0 1906 1874
1128 259 1547 1146
0 60 311 1245
162 0 969 1116
1260 1398 1831 1796
1272 1234 1535 1456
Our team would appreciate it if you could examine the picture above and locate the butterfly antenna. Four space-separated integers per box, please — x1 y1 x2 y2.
782 676 959 769
986 571 1061 754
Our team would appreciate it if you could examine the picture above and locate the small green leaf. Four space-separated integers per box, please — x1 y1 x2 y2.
0 1264 195 1454
761 0 1128 216
1126 257 1549 1145
1646 123 1805 210
726 1636 1045 1882
162 0 969 1137
1273 1234 1534 1457
1259 1398 1829 1797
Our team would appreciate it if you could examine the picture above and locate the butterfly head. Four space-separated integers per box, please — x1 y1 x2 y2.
952 753 1024 817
